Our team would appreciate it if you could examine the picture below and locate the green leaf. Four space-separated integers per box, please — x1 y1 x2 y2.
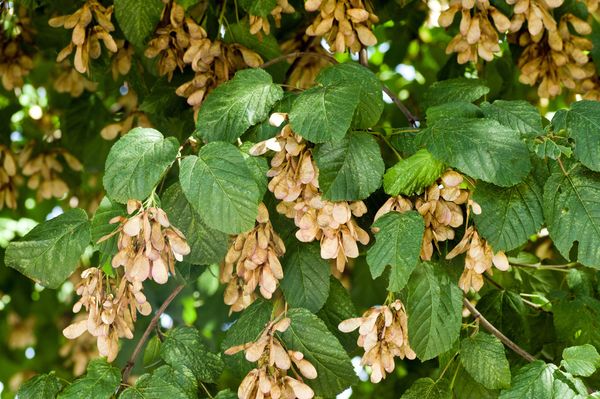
281 308 357 397
477 290 529 345
481 100 543 137
552 370 588 399
289 84 359 143
421 78 489 109
214 390 238 399
426 102 482 124
566 101 600 171
179 142 260 234
317 63 384 128
280 242 330 312
383 149 445 196
160 326 224 383
543 164 600 268
406 262 462 360
366 211 424 292
119 365 197 399
91 197 125 262
114 0 163 50
561 344 600 377
224 23 282 60
239 0 276 16
103 128 179 203
314 131 384 201
143 335 162 368
417 118 531 187
499 361 555 399
401 378 452 399
5 209 90 288
58 359 120 399
317 277 359 352
473 175 544 251
17 373 62 399
195 69 283 143
221 299 273 376
553 293 600 348
460 332 511 389
162 183 228 265
452 365 499 399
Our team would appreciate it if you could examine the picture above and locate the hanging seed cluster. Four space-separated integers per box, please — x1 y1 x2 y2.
0 6 34 91
102 200 190 285
304 0 378 53
144 1 204 80
339 300 415 383
221 203 286 313
439 0 510 63
225 317 317 399
54 62 98 97
0 145 19 210
62 268 151 362
49 0 117 74
280 37 331 89
446 227 509 292
19 145 83 201
111 40 133 80
249 0 295 37
251 114 370 272
176 37 262 117
100 90 152 140
516 13 594 98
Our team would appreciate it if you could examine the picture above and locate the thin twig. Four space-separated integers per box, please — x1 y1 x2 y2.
121 284 185 384
357 48 418 128
259 51 339 69
463 298 537 362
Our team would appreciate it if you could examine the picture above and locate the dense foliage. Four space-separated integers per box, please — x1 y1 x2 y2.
2 0 600 398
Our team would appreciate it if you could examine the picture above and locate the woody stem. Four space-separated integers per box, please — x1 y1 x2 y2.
121 283 185 384
462 298 536 362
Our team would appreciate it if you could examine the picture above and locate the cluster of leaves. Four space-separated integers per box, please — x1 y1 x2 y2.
2 0 600 399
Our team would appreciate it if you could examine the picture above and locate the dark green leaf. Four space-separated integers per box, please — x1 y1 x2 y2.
179 142 260 234
280 242 330 312
481 100 543 137
553 294 600 350
417 118 531 187
281 308 357 397
103 128 179 203
543 164 600 268
17 373 62 399
561 344 600 377
114 0 163 49
289 84 359 143
406 262 462 360
566 101 600 171
552 370 588 399
499 361 555 399
239 0 276 16
317 277 358 352
460 333 511 389
366 211 424 292
426 102 482 124
91 197 125 262
317 63 384 128
160 326 224 383
5 209 90 288
401 378 452 399
314 131 384 201
214 390 238 399
119 365 197 399
421 78 489 109
195 69 283 143
477 290 530 346
383 149 445 196
58 359 120 399
162 183 228 265
473 175 544 251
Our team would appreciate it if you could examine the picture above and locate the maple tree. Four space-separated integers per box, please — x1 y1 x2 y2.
2 0 600 398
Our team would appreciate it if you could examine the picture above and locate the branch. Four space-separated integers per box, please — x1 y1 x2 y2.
463 298 536 362
358 48 419 128
259 51 339 69
121 284 185 383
